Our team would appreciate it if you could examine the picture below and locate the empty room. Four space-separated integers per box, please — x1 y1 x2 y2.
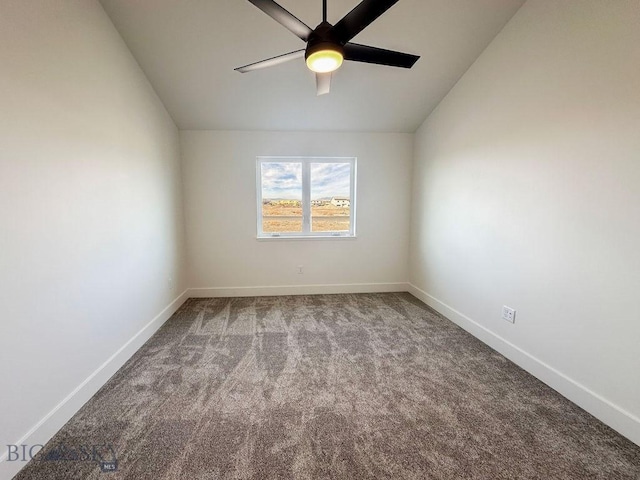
1 0 639 478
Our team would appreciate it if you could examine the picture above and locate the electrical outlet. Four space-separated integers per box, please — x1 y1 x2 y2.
502 305 516 323
297 265 304 274
168 277 174 291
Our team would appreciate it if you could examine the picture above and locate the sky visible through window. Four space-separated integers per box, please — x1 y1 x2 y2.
310 163 350 200
261 163 301 200
261 162 350 200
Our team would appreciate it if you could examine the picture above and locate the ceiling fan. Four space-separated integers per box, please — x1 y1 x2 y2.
235 0 420 95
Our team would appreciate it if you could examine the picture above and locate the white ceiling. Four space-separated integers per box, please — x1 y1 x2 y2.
100 0 524 132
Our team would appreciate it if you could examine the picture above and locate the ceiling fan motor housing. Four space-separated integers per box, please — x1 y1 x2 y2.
305 21 345 60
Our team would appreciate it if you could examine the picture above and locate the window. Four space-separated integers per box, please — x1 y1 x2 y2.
257 157 357 238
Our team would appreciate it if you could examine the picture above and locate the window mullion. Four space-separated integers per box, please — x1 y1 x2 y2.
302 161 311 234
350 159 356 236
256 159 264 236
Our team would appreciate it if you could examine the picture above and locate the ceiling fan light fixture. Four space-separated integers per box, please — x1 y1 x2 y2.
305 34 345 74
306 48 344 73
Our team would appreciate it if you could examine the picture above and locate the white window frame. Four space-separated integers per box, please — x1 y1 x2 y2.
256 156 357 239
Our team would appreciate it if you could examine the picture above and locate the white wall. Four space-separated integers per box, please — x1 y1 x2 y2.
181 131 412 295
409 0 640 444
0 0 187 474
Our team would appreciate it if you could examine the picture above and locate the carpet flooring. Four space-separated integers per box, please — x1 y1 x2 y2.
13 293 640 479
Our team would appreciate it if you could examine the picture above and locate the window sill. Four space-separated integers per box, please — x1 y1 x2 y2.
256 235 357 241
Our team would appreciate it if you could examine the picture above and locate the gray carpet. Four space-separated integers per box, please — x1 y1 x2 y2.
14 293 640 479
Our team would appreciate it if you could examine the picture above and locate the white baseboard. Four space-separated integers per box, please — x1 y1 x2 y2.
407 283 640 447
0 290 190 480
189 282 409 298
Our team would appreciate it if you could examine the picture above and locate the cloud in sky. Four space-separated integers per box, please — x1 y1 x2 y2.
261 162 350 200
261 162 302 199
311 163 350 199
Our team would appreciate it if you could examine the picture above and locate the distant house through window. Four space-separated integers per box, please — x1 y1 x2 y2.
330 197 350 208
256 157 357 238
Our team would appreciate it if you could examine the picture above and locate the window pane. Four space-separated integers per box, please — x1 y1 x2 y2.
310 163 351 232
261 162 302 233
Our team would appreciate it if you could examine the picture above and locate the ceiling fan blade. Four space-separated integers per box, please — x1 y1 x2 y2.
344 42 419 68
248 0 313 41
235 49 305 73
332 0 399 43
316 73 332 96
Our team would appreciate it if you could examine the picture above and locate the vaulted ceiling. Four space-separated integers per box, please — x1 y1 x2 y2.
100 0 524 132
